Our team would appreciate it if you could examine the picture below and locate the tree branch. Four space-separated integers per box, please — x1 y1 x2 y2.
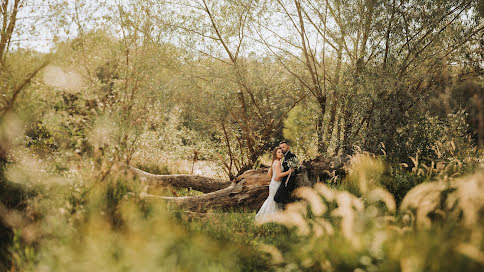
0 60 49 119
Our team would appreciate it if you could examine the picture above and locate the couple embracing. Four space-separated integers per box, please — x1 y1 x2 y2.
255 140 298 223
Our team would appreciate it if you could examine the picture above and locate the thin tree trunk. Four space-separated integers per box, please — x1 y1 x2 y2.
318 95 328 153
221 120 235 180
383 0 397 69
0 0 20 65
359 0 375 60
324 44 343 154
335 110 342 155
477 95 484 147
0 61 49 118
324 96 338 153
342 98 353 155
317 111 325 154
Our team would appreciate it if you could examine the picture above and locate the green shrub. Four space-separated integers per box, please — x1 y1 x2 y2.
379 165 422 206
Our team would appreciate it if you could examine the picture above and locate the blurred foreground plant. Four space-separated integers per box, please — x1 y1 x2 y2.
258 154 484 271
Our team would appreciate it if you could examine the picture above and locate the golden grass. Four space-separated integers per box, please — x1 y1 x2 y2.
256 153 484 269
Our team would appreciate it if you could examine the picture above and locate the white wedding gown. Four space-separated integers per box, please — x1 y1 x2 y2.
255 163 283 223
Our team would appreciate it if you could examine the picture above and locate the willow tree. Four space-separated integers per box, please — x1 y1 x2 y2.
255 0 483 161
158 0 305 178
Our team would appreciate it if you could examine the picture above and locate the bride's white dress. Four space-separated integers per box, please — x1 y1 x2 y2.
255 163 283 223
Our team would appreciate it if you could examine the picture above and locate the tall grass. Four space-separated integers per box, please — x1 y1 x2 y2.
5 167 272 271
2 122 483 271
256 154 484 271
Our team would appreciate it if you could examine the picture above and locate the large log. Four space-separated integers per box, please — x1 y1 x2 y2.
141 168 271 211
128 166 232 193
139 166 316 212
134 154 349 212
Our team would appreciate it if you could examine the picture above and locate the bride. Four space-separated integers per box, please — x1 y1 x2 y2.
255 147 294 223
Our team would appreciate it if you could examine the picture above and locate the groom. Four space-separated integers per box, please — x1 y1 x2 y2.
274 140 298 206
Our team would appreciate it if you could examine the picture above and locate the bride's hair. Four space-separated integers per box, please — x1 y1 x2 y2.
272 147 282 162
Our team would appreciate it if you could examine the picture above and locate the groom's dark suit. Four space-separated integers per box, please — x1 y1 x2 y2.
274 150 297 205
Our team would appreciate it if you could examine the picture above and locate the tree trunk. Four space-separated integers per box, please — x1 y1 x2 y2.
325 44 343 154
132 155 349 212
128 166 232 193
317 113 325 154
342 98 353 155
0 0 21 65
141 168 271 211
324 95 338 154
478 96 484 147
335 110 343 155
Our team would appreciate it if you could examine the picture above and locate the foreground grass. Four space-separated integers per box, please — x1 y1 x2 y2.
3 152 484 271
4 175 278 271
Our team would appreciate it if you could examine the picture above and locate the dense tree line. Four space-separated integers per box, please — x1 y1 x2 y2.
0 0 481 177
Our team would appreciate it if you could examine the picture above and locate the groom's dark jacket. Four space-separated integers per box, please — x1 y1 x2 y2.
274 150 297 204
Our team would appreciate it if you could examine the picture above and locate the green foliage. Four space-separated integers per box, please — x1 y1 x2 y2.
0 1 483 271
9 230 36 269
283 102 319 160
378 166 422 206
448 80 484 146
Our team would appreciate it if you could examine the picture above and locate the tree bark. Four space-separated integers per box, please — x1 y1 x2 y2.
324 43 343 154
140 168 271 211
342 98 353 155
317 111 325 154
0 0 21 65
128 166 232 193
335 110 342 154
132 155 350 212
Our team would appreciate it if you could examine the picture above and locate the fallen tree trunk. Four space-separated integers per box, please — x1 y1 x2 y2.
128 166 232 193
133 154 349 212
140 166 315 212
141 168 271 212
